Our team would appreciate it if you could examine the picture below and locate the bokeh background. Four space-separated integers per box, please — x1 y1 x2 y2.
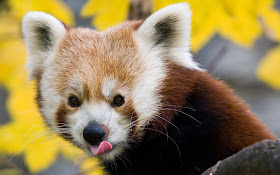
0 0 280 174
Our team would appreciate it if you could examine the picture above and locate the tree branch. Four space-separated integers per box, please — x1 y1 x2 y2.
201 140 280 175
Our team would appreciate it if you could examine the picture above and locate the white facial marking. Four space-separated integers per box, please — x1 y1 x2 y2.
102 78 118 98
40 74 62 132
67 77 83 96
132 43 166 126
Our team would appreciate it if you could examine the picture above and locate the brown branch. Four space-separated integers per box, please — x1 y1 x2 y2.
201 140 280 175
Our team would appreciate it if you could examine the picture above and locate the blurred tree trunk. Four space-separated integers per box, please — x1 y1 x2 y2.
128 0 152 20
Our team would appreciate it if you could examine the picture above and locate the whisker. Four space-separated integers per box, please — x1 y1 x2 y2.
24 128 51 139
117 155 128 168
24 123 47 136
144 128 183 167
161 108 201 124
151 117 169 141
129 112 134 131
164 103 196 111
9 130 55 162
153 114 181 136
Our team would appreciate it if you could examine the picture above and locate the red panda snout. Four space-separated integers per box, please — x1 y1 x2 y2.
65 100 134 159
83 121 107 146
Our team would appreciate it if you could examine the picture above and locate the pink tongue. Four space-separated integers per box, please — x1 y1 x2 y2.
90 141 112 156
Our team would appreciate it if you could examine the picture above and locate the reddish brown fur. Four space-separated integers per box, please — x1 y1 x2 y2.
60 21 71 31
149 62 276 158
55 103 68 126
55 103 73 141
116 100 139 135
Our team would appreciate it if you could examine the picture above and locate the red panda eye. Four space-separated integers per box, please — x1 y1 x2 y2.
112 95 125 107
68 96 80 107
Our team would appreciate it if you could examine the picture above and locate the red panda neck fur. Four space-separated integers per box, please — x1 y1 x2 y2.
103 62 276 175
147 62 276 157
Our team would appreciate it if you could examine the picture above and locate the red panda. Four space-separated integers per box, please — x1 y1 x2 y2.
22 3 276 175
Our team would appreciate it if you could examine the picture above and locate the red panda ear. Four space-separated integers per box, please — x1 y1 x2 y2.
134 3 203 71
22 12 67 80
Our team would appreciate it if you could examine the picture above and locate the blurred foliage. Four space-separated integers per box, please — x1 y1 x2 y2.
0 169 19 175
82 0 280 52
0 13 25 85
0 0 280 174
257 46 280 90
7 0 74 24
81 0 129 32
0 0 74 85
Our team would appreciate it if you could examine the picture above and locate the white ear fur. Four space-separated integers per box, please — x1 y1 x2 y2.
134 3 202 71
22 12 66 80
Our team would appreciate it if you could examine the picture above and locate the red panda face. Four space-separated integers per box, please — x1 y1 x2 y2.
22 3 201 160
39 25 166 160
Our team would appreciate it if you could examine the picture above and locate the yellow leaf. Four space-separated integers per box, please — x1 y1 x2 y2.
80 158 106 175
0 40 26 86
0 13 20 39
0 169 19 175
81 0 129 30
257 46 280 90
152 0 182 11
0 0 74 85
0 11 25 86
6 75 39 122
188 0 219 52
24 136 58 173
81 0 104 16
215 0 260 47
260 9 280 42
8 0 74 25
153 0 219 52
0 122 26 154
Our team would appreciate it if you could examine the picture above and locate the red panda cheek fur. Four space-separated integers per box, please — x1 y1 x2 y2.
55 103 73 141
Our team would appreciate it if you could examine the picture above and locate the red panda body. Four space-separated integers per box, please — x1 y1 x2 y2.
104 63 275 175
22 3 276 175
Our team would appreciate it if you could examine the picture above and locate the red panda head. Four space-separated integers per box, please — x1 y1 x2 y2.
22 3 202 160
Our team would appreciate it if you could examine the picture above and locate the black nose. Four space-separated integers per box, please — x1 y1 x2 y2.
83 121 105 145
